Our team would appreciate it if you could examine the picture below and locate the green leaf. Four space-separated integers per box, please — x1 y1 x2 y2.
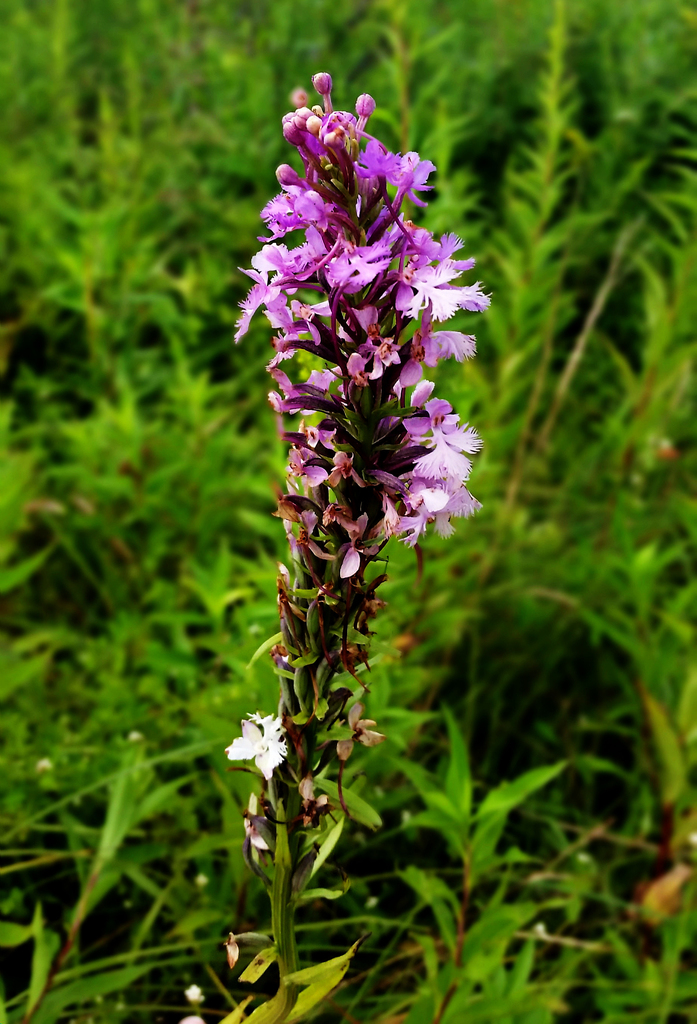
220 997 254 1024
97 749 142 863
0 547 52 594
294 883 349 905
460 903 538 982
285 937 365 1022
28 903 60 1015
311 816 344 877
314 778 382 830
31 964 154 1024
246 632 283 670
471 763 566 878
288 652 318 668
168 908 223 937
239 945 278 983
444 708 471 824
404 992 437 1024
678 664 697 742
0 653 50 702
640 686 686 805
0 920 33 947
132 772 197 827
476 762 566 819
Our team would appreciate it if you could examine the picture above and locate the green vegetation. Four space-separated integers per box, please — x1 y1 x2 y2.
1 0 696 1020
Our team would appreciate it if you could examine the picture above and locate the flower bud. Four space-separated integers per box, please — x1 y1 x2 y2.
311 71 332 97
355 93 376 119
275 163 301 187
299 775 315 801
224 933 240 969
337 739 354 761
311 105 324 117
312 71 333 113
290 87 308 108
293 106 314 127
282 119 305 147
306 115 322 137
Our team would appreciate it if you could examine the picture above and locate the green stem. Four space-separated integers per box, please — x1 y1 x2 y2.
247 798 299 1023
273 803 299 983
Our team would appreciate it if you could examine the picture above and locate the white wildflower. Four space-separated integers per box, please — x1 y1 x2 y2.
35 758 53 774
225 713 287 780
184 984 204 1005
127 731 144 742
194 873 209 888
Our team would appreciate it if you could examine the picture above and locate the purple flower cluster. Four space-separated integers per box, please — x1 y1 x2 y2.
237 72 488 576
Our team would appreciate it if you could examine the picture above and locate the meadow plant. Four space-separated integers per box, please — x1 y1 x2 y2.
226 72 488 1021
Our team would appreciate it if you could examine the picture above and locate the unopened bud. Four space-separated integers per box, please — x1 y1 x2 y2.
311 72 332 97
299 775 315 801
311 105 324 118
282 119 305 147
293 106 314 127
276 163 301 187
290 88 308 108
355 93 376 119
337 739 354 761
224 933 240 969
312 71 333 113
306 115 322 137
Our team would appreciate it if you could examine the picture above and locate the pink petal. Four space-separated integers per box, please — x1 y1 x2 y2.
340 546 361 578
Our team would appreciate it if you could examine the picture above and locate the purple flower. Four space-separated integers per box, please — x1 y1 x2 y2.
235 280 282 341
396 262 490 322
406 398 483 483
325 239 393 293
356 140 402 181
394 152 437 207
238 72 488 562
287 447 329 486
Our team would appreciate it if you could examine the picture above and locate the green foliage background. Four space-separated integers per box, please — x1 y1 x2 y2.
1 0 696 1020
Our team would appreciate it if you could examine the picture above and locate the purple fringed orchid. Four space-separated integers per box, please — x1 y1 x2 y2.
236 76 487 559
223 73 488 1019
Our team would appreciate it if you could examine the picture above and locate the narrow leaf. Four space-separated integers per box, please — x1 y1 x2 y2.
220 997 254 1024
314 778 382 830
246 632 283 670
0 920 34 947
239 946 278 984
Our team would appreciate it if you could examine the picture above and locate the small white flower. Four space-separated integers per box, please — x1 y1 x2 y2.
365 895 378 909
185 984 204 1005
576 852 591 864
195 873 209 888
35 758 53 774
533 922 548 938
225 713 287 780
689 832 697 848
127 730 144 742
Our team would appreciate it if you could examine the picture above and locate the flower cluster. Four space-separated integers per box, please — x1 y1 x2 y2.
221 74 488 1019
235 72 487 572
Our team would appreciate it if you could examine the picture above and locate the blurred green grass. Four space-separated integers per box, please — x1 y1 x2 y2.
0 0 696 1021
